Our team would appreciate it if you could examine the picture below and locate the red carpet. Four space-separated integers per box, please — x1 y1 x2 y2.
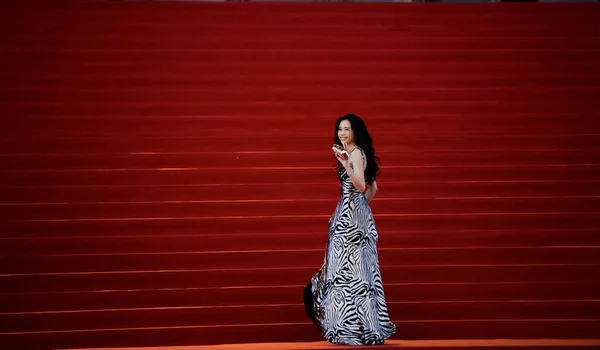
1 1 600 349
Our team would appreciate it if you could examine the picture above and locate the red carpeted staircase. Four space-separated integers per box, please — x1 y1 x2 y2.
1 1 600 349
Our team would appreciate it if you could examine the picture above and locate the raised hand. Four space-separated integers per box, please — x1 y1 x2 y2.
335 147 352 169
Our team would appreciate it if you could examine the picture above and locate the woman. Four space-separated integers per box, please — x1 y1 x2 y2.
304 114 396 345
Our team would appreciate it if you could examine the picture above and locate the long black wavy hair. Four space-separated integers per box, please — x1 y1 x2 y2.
333 114 380 184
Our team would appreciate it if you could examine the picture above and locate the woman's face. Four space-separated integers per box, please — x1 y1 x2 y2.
338 119 355 145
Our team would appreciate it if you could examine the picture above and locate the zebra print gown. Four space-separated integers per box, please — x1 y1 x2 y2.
304 149 396 345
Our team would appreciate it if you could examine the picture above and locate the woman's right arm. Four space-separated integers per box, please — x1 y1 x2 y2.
365 180 378 203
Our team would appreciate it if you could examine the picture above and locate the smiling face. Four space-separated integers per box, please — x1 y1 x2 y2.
337 119 355 146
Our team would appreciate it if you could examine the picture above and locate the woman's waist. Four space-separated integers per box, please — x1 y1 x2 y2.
339 189 366 197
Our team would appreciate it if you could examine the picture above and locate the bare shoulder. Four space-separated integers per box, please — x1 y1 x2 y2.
351 146 366 158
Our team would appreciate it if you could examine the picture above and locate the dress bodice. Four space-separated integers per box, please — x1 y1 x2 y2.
338 167 362 194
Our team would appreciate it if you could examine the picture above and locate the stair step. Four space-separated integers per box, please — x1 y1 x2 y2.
2 134 598 154
4 19 600 37
2 100 598 116
4 87 599 105
53 339 600 350
2 301 600 334
1 197 599 222
2 151 599 171
3 181 598 204
6 36 600 52
4 247 600 275
4 214 599 236
2 264 599 294
5 61 600 78
2 229 599 255
4 281 600 313
3 49 599 66
3 166 598 187
3 321 600 350
3 115 597 138
5 76 600 91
